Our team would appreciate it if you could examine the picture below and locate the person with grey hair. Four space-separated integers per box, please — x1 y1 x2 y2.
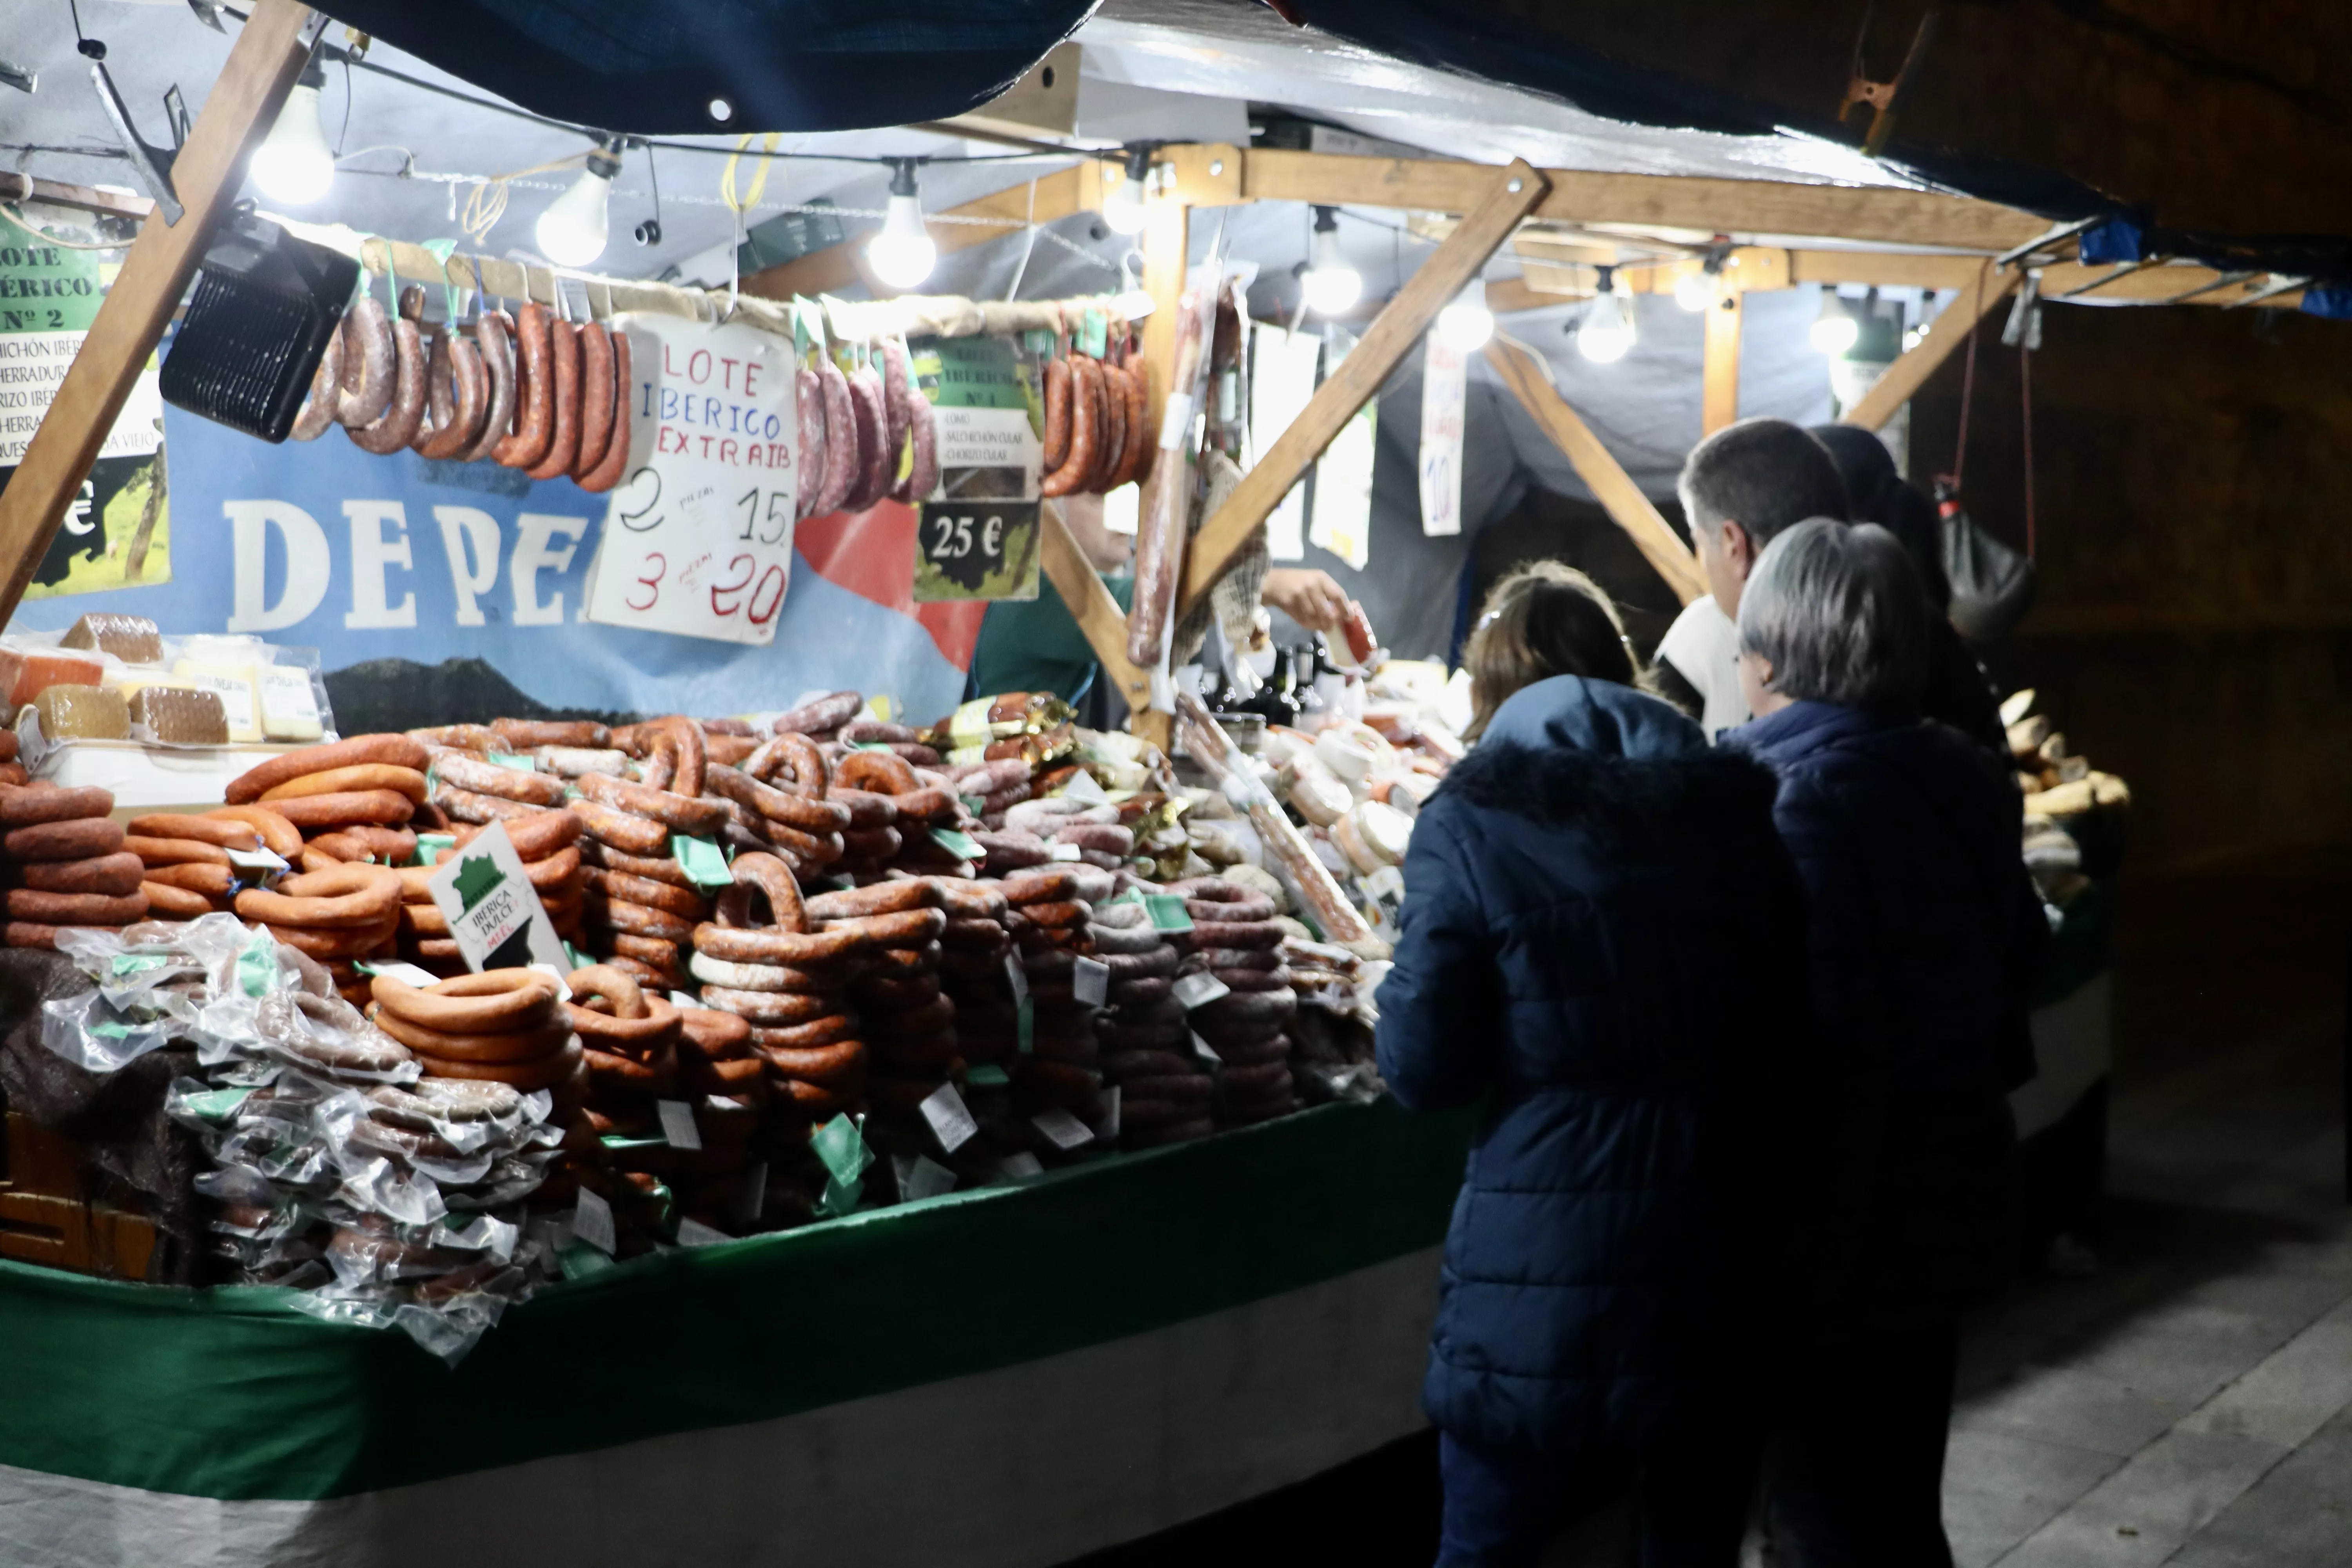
1726 519 2049 1568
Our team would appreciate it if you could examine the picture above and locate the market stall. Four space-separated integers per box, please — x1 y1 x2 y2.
0 0 2256 1557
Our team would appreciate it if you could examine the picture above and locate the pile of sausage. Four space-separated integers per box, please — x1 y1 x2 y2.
797 338 939 520
1039 344 1152 499
292 288 630 495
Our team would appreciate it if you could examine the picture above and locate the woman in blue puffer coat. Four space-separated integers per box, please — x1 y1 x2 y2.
1377 565 1824 1567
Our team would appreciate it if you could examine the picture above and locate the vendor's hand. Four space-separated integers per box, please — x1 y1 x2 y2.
1260 568 1352 633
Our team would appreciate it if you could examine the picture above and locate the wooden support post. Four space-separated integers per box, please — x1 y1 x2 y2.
1485 338 1708 606
1039 501 1152 718
1701 289 1743 435
1843 265 2019 432
0 0 316 624
1172 160 1550 632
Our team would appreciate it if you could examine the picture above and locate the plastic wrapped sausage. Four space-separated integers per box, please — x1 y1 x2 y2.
1126 278 1217 667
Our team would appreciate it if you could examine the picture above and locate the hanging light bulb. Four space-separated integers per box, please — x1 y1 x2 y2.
1577 267 1635 363
250 60 335 205
1103 147 1152 236
1301 205 1362 316
1434 278 1494 352
535 134 623 268
1673 268 1713 312
1811 289 1861 357
866 158 938 291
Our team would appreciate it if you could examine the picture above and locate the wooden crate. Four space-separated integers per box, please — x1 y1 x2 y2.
0 1112 158 1280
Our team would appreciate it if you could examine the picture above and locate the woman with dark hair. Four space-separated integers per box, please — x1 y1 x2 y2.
1730 521 2047 1567
1379 563 1822 1566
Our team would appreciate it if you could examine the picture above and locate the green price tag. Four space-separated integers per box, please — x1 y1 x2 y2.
964 1063 1011 1088
1022 328 1057 358
960 794 986 817
814 1174 862 1220
671 834 735 890
811 1113 873 1186
599 1134 670 1151
1144 894 1194 933
237 931 278 998
557 1243 616 1280
1017 995 1034 1055
412 833 457 867
563 941 590 971
109 953 168 976
89 1021 131 1041
1102 886 1144 909
847 740 895 753
489 752 536 772
1080 308 1108 358
180 1087 252 1122
930 826 982 861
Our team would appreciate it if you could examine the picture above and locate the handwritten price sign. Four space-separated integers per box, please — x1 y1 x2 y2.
585 315 797 645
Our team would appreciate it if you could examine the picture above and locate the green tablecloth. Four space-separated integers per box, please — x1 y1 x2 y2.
0 1100 1470 1503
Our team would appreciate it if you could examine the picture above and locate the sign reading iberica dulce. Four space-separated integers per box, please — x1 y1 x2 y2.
584 315 799 645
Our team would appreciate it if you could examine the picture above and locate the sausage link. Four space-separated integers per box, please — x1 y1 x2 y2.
879 337 912 493
1041 356 1071 472
525 319 581 479
463 311 516 463
418 328 488 460
794 366 828 518
334 295 395 428
291 324 345 441
571 321 616 481
1127 289 1207 666
842 365 891 512
1112 352 1152 487
811 360 858 516
347 315 425 454
1090 358 1129 494
576 327 632 494
892 385 937 504
494 301 554 469
1041 355 1100 498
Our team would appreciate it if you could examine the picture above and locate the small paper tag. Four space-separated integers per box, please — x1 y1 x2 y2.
734 1161 768 1223
893 1152 958 1200
1003 952 1029 1005
1191 1030 1223 1067
1149 664 1175 714
414 833 458 867
557 1243 615 1279
109 953 169 976
1144 894 1194 932
656 1100 703 1151
1031 1107 1096 1151
354 960 443 989
998 1152 1045 1180
960 794 986 817
1062 769 1109 806
1172 971 1232 1010
1072 955 1110 1007
223 845 290 876
1093 1085 1121 1141
1016 995 1035 1054
1048 842 1083 862
671 834 735 890
669 990 699 1010
929 826 983 861
674 1217 731 1247
965 1062 1011 1087
236 931 277 998
571 1187 617 1254
918 1082 979 1153
526 962 572 1002
488 751 537 772
1079 308 1108 359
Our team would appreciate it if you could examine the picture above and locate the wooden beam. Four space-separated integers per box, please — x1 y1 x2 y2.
1702 290 1742 435
740 163 1094 303
1038 502 1151 715
0 0 316 625
1243 149 2047 252
1485 338 1708 606
0 173 154 222
1843 264 2019 432
1173 160 1552 628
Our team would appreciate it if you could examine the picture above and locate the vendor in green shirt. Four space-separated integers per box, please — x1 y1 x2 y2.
967 495 1356 711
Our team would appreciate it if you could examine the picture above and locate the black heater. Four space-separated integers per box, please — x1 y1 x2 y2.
160 212 358 442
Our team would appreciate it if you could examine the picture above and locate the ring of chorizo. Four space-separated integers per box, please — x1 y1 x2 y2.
692 921 872 966
226 735 430 805
371 969 559 1032
235 864 403 929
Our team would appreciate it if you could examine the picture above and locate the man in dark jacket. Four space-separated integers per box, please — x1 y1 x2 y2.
1657 418 2006 757
1725 521 2049 1567
1377 673 1822 1566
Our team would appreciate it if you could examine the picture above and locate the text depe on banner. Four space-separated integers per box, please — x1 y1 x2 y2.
584 315 798 646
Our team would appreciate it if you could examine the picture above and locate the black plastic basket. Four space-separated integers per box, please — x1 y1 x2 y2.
160 213 358 443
